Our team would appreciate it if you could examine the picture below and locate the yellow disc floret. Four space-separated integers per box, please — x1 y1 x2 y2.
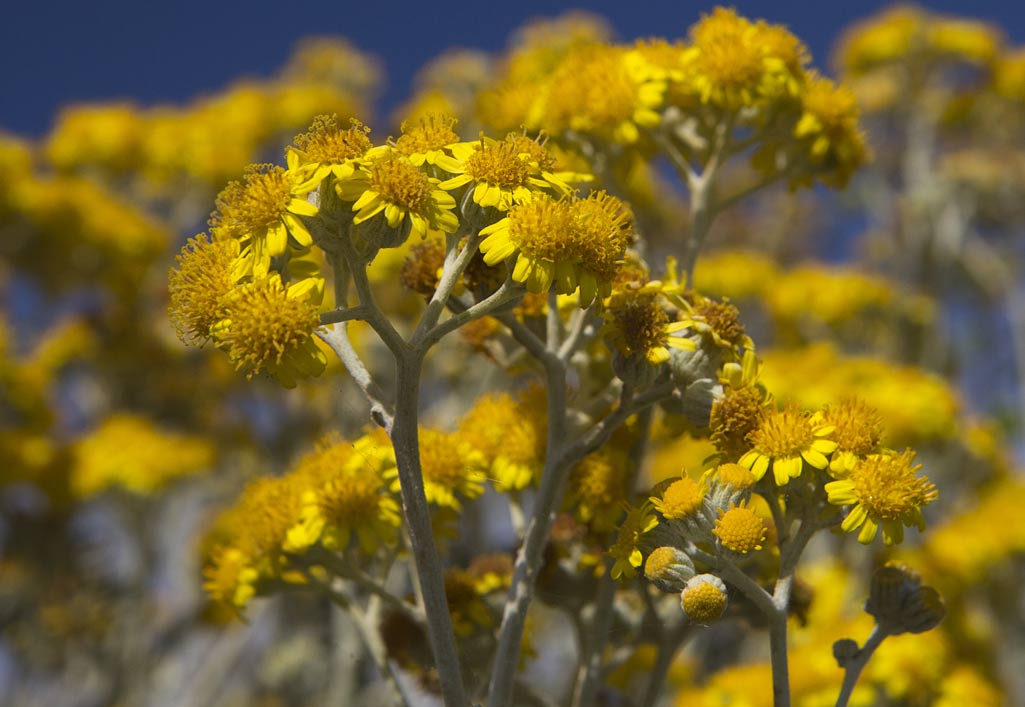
212 274 326 388
680 574 728 624
168 234 240 345
713 504 767 554
652 476 705 520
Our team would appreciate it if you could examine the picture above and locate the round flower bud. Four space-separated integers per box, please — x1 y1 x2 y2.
865 563 945 635
713 504 767 555
680 574 728 624
644 546 696 593
833 638 859 666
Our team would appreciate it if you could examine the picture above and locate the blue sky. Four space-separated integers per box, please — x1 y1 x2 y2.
2 1 1023 137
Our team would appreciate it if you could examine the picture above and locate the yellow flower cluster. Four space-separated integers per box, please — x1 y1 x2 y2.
759 343 959 444
836 6 1003 75
71 415 214 498
203 430 400 611
44 39 376 188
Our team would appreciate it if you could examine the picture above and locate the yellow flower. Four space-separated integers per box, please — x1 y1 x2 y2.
439 134 581 211
791 72 869 188
479 191 633 306
813 398 883 476
202 475 305 611
386 429 486 511
212 274 327 388
458 392 546 492
680 574 728 624
391 113 464 173
209 164 319 274
609 504 659 580
336 152 459 242
168 234 242 345
71 414 214 498
284 433 401 555
565 449 634 532
286 114 372 192
739 403 838 485
651 476 705 521
683 8 807 110
826 449 937 545
601 277 697 365
675 294 753 357
540 44 665 144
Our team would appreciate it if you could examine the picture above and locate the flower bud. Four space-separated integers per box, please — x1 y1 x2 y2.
865 563 945 635
644 546 695 593
680 574 728 624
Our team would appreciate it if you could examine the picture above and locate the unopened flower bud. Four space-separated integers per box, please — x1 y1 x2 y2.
644 546 695 593
833 638 859 666
680 574 728 624
865 563 945 635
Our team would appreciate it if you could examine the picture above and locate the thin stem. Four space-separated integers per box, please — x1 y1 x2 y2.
835 626 888 707
413 232 483 344
306 547 424 625
316 324 393 430
558 308 592 362
303 574 408 706
546 290 562 352
570 558 617 707
768 612 791 707
421 279 522 349
391 354 468 707
337 237 406 356
320 305 369 325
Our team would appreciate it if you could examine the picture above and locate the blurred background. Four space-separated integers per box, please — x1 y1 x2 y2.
3 2 1025 706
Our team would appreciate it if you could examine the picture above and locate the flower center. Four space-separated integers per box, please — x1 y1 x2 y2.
220 277 320 376
294 115 371 163
212 165 293 236
507 195 576 261
750 404 815 458
659 477 705 519
394 114 459 156
370 158 434 213
465 140 530 189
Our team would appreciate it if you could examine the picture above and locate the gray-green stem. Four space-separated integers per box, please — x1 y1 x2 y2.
834 625 887 707
391 353 469 707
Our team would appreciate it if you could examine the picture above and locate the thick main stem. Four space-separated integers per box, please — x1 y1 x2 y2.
391 355 468 707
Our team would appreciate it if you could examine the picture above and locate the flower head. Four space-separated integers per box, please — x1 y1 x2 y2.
479 191 633 306
168 234 241 345
814 398 883 476
680 574 728 624
651 476 705 520
541 44 665 144
287 115 372 191
209 164 318 275
439 134 582 210
211 274 327 387
458 391 546 492
385 429 486 511
713 504 767 555
392 113 463 172
644 546 695 593
565 449 634 532
739 403 838 485
826 449 938 545
337 153 459 244
609 504 659 580
284 433 401 555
